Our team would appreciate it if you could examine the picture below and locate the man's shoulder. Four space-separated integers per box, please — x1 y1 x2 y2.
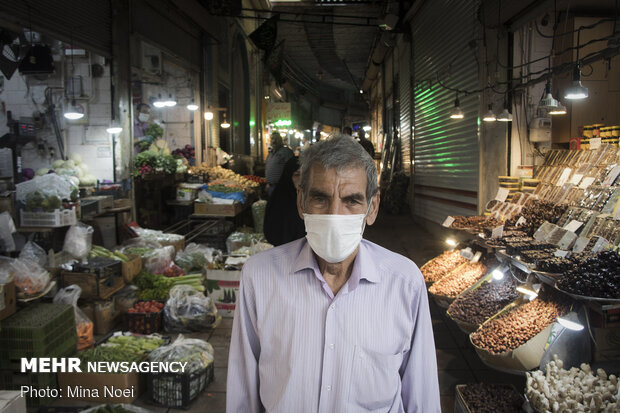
362 240 423 285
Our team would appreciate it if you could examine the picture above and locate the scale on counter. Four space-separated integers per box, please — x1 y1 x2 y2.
0 111 37 188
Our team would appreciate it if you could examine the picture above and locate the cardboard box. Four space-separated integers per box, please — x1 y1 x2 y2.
194 201 243 217
57 371 144 403
0 280 16 321
207 269 241 318
592 327 620 361
82 195 114 213
0 391 26 413
122 255 143 283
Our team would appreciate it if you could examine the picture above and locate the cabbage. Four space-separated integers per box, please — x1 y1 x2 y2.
80 163 89 173
64 160 75 169
74 165 85 178
68 176 80 187
81 174 97 186
36 168 50 176
52 159 64 169
69 153 82 165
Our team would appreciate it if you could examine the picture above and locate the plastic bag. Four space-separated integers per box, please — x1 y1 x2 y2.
79 404 153 413
143 246 176 274
174 243 216 273
19 240 47 267
148 334 214 373
226 231 265 254
54 285 94 350
164 285 218 332
0 256 15 284
251 200 267 233
0 211 16 252
15 173 73 203
10 258 50 296
119 238 162 257
132 227 184 244
63 222 94 261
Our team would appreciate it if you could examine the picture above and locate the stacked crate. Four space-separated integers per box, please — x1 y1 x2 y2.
0 303 77 407
498 176 520 202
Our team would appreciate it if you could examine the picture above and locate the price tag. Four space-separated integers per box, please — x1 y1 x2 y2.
603 165 620 187
572 237 590 253
442 216 455 228
589 137 602 150
491 225 504 239
556 167 572 186
554 249 570 258
558 231 578 250
579 176 596 189
569 173 584 186
592 237 611 253
460 247 474 260
614 207 620 221
563 220 583 233
471 251 482 263
516 216 527 227
495 187 510 202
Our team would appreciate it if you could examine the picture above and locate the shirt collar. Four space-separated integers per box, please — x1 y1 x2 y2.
292 239 381 284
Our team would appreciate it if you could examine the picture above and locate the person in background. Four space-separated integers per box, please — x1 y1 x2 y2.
358 128 375 158
263 156 305 246
227 134 441 412
265 132 294 197
342 126 353 136
133 103 151 142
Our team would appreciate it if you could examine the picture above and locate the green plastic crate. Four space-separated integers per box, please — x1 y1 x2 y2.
0 368 58 408
0 330 77 370
0 303 75 351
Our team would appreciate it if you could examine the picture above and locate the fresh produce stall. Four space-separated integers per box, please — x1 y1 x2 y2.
421 141 620 411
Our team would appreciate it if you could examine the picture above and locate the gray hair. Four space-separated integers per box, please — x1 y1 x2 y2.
299 133 378 204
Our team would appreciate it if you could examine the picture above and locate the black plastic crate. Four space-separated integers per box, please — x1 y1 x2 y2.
147 363 215 409
194 220 234 250
123 307 163 335
80 199 99 217
71 257 122 277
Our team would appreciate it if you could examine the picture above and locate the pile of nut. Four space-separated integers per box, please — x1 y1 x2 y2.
428 262 487 298
470 291 569 354
506 200 568 236
526 355 618 413
451 216 502 232
460 383 524 413
557 251 620 299
448 277 518 326
421 250 468 283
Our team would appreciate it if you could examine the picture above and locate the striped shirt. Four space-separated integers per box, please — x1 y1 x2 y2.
226 238 441 412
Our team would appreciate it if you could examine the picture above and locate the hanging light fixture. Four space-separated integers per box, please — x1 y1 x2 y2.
106 121 122 134
482 104 496 122
186 99 198 111
564 63 589 100
164 93 177 107
549 103 567 115
449 95 464 119
220 113 230 128
539 80 559 108
153 93 166 108
64 99 84 120
497 98 512 122
204 110 214 120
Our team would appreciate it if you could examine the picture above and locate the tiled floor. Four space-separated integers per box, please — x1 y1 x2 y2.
49 212 526 412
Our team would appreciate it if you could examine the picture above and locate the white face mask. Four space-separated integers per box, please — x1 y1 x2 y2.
138 113 150 123
303 204 371 263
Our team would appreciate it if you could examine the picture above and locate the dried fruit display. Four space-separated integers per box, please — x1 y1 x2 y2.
420 250 468 283
448 276 518 326
459 383 524 413
428 262 487 298
557 251 620 299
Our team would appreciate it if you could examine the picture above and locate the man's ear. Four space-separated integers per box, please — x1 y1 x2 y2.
365 191 380 226
296 187 305 220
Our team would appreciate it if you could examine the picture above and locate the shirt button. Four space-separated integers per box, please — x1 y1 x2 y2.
330 304 336 310
329 343 334 349
326 385 332 391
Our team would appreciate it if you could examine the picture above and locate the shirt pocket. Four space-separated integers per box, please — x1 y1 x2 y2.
348 345 403 412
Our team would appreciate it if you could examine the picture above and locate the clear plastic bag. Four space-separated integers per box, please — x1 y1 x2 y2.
19 240 47 267
174 243 216 273
15 174 73 203
10 258 50 296
148 334 214 373
143 246 176 274
132 227 184 244
53 285 94 350
164 285 218 332
0 256 15 284
79 404 154 413
63 222 94 261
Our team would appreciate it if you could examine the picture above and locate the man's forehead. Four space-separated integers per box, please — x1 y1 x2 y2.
307 164 366 190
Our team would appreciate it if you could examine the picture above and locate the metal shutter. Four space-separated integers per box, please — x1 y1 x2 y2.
412 0 480 223
0 0 111 57
399 42 412 175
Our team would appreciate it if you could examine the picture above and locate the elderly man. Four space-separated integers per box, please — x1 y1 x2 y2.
227 135 440 412
265 132 294 196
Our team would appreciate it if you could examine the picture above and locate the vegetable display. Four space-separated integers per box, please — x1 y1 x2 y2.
133 270 204 301
78 335 164 364
133 150 178 177
90 245 130 262
243 175 266 184
128 300 164 313
164 285 218 332
172 144 196 161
